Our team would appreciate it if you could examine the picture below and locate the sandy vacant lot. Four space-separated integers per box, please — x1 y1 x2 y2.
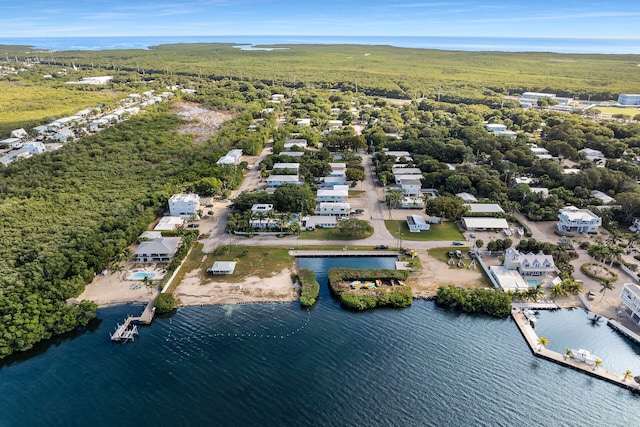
173 102 236 143
174 267 300 306
79 270 159 307
407 251 485 298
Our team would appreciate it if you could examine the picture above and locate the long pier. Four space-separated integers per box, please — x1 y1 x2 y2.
289 250 399 258
511 308 640 394
608 319 640 346
110 297 157 342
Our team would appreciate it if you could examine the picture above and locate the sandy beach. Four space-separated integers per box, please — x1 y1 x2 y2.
79 270 159 307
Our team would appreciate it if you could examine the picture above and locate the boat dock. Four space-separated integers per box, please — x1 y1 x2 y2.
110 297 156 342
512 302 558 310
511 308 640 394
608 319 640 346
289 250 399 258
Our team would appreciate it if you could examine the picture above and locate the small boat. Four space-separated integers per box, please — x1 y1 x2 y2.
397 280 405 286
523 309 537 323
571 349 599 366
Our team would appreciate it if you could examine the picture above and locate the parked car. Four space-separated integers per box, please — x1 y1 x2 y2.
588 291 596 300
187 223 200 228
375 245 389 250
452 241 464 246
469 233 476 238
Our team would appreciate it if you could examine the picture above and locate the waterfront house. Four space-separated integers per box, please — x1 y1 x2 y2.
168 194 200 219
208 261 237 275
490 266 530 292
134 237 182 263
303 215 337 230
503 248 556 277
557 206 601 234
621 283 640 326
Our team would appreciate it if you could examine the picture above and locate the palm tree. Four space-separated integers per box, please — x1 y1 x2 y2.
537 336 548 351
565 348 573 360
607 244 624 269
594 358 602 371
599 280 615 302
624 369 633 381
526 284 544 302
550 284 567 299
111 263 124 275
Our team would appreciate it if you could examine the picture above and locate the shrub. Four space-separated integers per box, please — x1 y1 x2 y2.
435 285 512 317
581 263 618 282
155 292 176 314
298 268 320 306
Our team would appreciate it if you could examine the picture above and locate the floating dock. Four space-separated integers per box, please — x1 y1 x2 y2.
110 297 156 342
511 308 640 394
289 250 399 258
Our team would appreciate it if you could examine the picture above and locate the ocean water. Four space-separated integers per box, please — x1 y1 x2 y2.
1 257 639 426
1 35 639 54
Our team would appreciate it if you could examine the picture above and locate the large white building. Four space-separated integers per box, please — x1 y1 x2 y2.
618 94 640 106
169 194 200 219
134 237 182 263
462 217 509 231
406 215 430 232
621 283 640 326
557 206 601 234
503 248 556 277
284 139 307 151
317 189 348 202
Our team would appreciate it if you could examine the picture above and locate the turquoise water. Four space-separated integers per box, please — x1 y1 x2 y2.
527 279 542 287
132 272 154 280
1 257 640 426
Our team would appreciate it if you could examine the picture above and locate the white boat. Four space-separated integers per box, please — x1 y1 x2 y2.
571 348 599 366
504 228 513 237
523 308 537 323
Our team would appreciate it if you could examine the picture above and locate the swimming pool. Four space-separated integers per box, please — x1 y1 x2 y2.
132 272 155 280
527 279 541 287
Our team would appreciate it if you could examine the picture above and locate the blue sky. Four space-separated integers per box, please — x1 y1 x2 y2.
1 0 640 38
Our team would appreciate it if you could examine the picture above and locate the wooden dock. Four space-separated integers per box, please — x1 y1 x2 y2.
289 250 399 258
608 319 640 346
110 297 157 342
511 308 640 394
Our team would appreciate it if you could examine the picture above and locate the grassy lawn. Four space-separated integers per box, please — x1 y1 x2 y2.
428 247 492 286
348 190 366 198
597 106 640 117
298 227 373 240
177 244 295 284
384 220 463 241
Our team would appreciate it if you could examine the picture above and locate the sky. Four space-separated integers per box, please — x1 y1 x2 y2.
1 0 640 39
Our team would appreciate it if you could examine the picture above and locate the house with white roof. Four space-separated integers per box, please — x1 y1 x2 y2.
168 194 200 219
251 204 273 214
315 202 350 217
490 266 530 291
23 141 46 155
462 217 509 231
464 203 505 215
10 128 28 139
456 192 478 203
249 204 279 228
317 189 348 202
52 128 75 142
208 261 237 275
273 163 300 174
503 248 556 277
398 178 422 196
384 151 413 161
279 151 304 158
590 190 615 204
329 162 347 172
580 148 606 166
321 176 348 188
296 118 311 127
266 175 301 188
134 237 182 263
32 125 49 135
618 94 640 106
138 231 162 242
621 283 640 326
154 216 185 231
486 123 507 132
327 120 343 129
284 139 307 151
216 149 243 166
406 215 430 232
0 137 22 149
557 206 601 234
303 215 337 230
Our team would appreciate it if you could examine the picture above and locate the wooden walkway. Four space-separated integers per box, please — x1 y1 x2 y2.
289 250 399 257
512 302 559 310
608 319 640 346
110 297 157 342
511 308 640 394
